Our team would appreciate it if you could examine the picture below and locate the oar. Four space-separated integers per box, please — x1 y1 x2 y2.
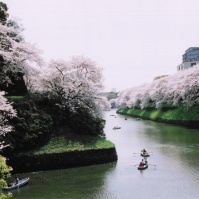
133 153 141 154
141 151 153 153
133 164 139 166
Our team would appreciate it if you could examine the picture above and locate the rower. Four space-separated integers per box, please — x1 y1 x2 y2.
142 159 147 165
139 162 144 167
141 159 144 164
142 149 146 153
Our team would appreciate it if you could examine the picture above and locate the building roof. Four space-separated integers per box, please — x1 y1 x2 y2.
185 47 199 53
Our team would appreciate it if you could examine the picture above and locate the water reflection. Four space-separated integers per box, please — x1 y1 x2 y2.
12 163 117 199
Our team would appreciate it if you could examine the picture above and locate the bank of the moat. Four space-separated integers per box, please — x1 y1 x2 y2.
117 105 199 129
7 148 117 173
6 136 118 173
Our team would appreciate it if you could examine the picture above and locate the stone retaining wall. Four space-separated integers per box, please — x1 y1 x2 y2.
7 148 118 173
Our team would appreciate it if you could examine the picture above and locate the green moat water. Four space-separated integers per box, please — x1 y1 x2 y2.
10 110 199 199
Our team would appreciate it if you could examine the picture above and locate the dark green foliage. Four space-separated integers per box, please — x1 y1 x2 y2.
31 93 105 136
68 107 105 136
29 93 69 131
5 96 53 151
4 92 105 153
0 2 8 24
0 72 28 95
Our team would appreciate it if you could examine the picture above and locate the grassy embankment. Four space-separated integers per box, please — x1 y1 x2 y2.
8 135 117 173
5 96 24 100
15 134 115 157
117 104 199 127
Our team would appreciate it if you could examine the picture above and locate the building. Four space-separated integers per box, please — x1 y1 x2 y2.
177 47 199 71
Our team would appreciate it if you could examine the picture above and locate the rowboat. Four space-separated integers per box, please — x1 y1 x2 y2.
138 164 148 170
113 126 121 130
2 177 29 191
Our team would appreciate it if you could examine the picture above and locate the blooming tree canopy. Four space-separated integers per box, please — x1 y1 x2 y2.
0 91 16 150
0 20 43 87
117 65 199 109
42 56 109 117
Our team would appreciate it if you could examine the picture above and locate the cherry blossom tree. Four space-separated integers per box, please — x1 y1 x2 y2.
117 65 199 109
0 91 16 150
0 21 43 89
42 56 109 117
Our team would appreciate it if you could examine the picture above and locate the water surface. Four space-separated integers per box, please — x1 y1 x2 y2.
11 110 199 199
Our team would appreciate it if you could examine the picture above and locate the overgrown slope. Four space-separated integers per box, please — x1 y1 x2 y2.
117 105 199 128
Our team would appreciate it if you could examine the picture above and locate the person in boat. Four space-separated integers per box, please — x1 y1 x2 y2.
139 162 144 167
141 159 144 164
142 149 149 156
142 159 147 165
142 149 146 153
14 177 19 185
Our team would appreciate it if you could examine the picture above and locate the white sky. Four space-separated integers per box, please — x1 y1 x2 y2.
4 0 199 92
